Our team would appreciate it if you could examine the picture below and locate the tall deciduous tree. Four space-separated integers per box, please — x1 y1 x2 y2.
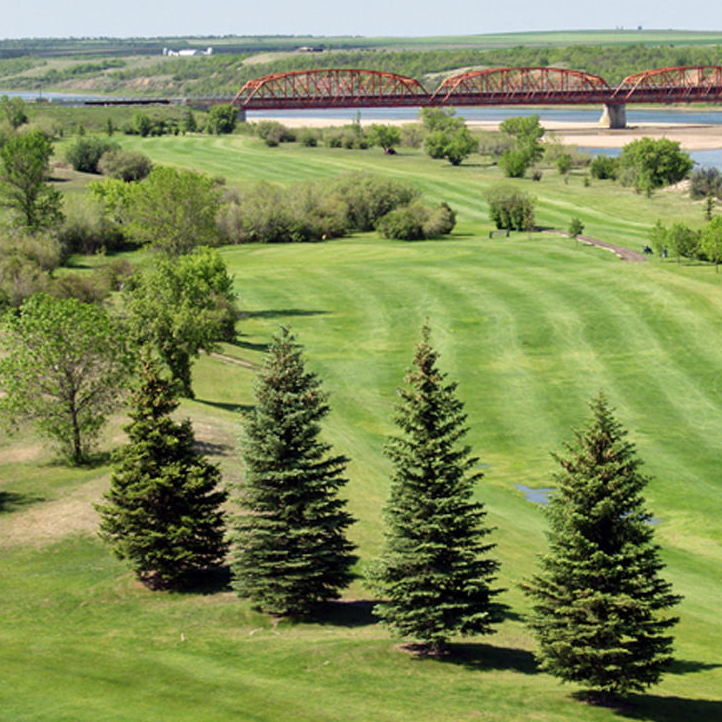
123 166 221 255
97 358 228 588
230 326 356 616
0 129 63 232
123 247 237 398
523 393 681 702
0 293 133 463
372 324 501 654
700 215 722 271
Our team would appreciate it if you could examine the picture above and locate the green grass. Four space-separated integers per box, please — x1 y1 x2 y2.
3 135 722 720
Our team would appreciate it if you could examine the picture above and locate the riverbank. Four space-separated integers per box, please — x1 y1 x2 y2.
248 115 722 151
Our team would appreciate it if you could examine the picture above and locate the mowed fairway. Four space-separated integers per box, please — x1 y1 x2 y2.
2 134 722 721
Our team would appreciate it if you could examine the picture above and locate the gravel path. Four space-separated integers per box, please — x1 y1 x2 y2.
543 229 648 262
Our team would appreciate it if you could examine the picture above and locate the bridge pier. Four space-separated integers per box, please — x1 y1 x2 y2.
599 103 626 129
236 107 246 123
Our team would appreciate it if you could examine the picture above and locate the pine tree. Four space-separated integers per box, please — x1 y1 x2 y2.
230 326 356 616
97 358 228 589
523 392 681 702
372 323 501 654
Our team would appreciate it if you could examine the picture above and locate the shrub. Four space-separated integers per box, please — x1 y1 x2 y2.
568 217 584 237
376 201 456 241
400 123 425 148
65 136 120 173
0 232 61 308
617 137 693 193
332 173 420 231
499 149 532 178
424 126 478 166
590 154 618 180
298 128 320 147
485 185 536 231
256 120 295 146
555 153 573 175
53 271 112 304
205 104 237 135
57 194 126 255
376 205 426 240
98 149 152 182
689 166 722 200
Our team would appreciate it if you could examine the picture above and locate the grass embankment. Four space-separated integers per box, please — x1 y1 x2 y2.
2 135 722 721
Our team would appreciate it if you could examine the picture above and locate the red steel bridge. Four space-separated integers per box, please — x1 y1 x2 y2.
228 66 722 128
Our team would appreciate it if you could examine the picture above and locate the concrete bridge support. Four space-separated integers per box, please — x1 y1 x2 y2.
599 103 626 129
237 107 246 123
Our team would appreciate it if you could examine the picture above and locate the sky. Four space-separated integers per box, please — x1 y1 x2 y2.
3 0 721 39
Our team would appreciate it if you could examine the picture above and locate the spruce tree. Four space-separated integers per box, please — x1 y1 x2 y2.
97 358 228 589
524 393 681 702
373 324 501 654
230 326 356 616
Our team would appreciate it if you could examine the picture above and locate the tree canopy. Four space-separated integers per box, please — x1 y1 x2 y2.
0 129 63 232
97 357 228 588
0 293 133 463
123 247 237 398
230 326 356 616
524 393 681 701
122 166 221 255
372 323 501 653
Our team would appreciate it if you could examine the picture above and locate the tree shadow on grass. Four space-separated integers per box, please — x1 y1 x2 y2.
193 439 235 457
308 599 382 628
581 693 722 722
173 565 232 595
230 337 271 354
241 309 329 320
197 399 254 415
666 659 722 675
438 642 539 675
0 490 45 513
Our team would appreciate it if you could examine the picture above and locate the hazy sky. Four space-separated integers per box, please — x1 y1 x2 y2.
3 0 721 39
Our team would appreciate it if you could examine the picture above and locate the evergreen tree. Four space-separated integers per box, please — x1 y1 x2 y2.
230 327 356 616
524 393 681 702
97 358 228 589
372 324 501 654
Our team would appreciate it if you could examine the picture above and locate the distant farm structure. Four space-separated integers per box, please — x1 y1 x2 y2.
163 47 213 57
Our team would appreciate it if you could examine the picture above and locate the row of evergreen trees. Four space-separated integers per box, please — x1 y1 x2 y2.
97 324 679 703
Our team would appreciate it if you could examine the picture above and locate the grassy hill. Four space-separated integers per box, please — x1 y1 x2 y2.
2 134 722 720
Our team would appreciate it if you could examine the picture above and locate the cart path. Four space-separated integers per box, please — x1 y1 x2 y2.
543 229 648 262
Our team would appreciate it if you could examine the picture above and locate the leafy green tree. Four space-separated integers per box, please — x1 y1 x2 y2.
647 220 668 257
206 104 238 135
524 393 681 702
0 94 28 128
556 153 573 175
230 326 356 616
424 125 478 166
367 124 402 153
97 357 228 589
689 166 722 200
123 247 237 398
180 108 198 134
0 293 133 463
371 324 501 654
97 148 152 182
498 149 531 178
568 217 584 238
0 129 63 232
500 113 545 163
122 166 221 255
485 185 536 231
700 216 722 271
617 137 693 194
589 155 618 180
667 222 699 261
132 112 152 137
64 136 120 173
419 107 458 133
